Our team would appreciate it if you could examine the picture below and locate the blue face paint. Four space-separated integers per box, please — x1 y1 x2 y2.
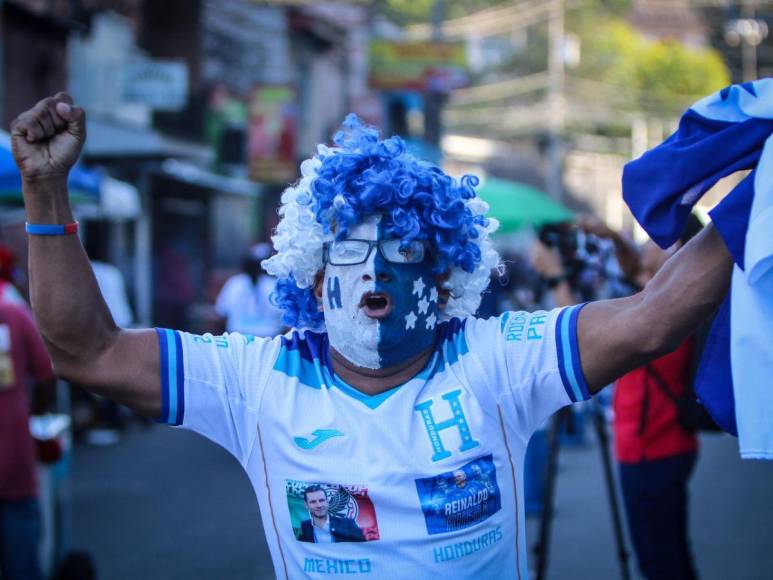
373 219 439 367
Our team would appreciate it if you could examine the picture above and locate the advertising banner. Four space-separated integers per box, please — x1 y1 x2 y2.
248 86 297 184
368 40 468 93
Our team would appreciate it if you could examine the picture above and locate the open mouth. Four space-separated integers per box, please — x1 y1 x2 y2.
360 292 393 319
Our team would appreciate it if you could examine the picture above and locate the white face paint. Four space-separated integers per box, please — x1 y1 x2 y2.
323 216 381 369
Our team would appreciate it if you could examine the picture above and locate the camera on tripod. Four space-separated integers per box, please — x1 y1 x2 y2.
538 222 601 269
537 222 605 301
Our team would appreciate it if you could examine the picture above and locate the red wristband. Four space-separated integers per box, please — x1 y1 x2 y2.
25 221 79 236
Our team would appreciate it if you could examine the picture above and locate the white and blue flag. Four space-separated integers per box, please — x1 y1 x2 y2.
623 79 773 459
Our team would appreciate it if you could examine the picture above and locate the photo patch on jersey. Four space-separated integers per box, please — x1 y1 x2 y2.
286 480 380 543
414 454 501 535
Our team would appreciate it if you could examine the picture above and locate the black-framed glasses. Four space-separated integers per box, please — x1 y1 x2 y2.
324 239 427 266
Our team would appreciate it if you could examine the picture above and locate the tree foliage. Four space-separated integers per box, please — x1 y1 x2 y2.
378 0 731 112
572 16 730 110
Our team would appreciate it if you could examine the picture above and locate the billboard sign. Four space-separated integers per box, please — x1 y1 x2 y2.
368 40 468 93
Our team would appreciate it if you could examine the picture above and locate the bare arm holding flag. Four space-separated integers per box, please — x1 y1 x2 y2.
577 224 732 393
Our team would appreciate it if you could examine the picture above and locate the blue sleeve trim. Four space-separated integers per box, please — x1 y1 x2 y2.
174 330 185 425
155 328 185 426
156 328 169 423
555 305 591 402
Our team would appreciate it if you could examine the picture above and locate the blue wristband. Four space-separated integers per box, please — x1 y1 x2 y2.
25 222 79 235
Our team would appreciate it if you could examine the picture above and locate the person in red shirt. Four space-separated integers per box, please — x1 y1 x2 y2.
614 337 697 464
614 217 704 580
615 334 698 580
0 246 28 308
0 301 55 580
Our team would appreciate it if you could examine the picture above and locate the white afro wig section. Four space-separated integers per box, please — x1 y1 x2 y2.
442 198 500 320
261 153 330 289
262 148 501 327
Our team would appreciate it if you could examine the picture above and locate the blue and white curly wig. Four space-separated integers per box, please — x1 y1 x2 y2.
262 114 500 330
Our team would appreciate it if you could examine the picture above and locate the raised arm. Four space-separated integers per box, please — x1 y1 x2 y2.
578 223 732 393
11 93 160 417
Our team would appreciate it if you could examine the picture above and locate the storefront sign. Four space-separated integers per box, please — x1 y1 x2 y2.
121 60 189 111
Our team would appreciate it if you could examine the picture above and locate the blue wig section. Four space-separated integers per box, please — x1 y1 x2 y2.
273 114 490 329
272 275 325 330
314 114 487 273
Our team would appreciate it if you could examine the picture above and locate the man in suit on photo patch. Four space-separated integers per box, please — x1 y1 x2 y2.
299 485 365 543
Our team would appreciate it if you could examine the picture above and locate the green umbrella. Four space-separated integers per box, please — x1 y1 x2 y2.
475 177 573 233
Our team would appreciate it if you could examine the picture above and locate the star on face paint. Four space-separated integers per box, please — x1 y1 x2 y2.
412 277 426 298
425 312 437 330
429 287 438 303
405 311 418 330
417 296 430 315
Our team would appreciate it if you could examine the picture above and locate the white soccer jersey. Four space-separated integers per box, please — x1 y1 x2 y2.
156 304 590 579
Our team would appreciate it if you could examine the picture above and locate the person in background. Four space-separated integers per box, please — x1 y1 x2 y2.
0 245 28 307
85 237 134 329
0 300 56 580
612 216 704 580
215 243 283 337
534 214 704 580
81 234 134 444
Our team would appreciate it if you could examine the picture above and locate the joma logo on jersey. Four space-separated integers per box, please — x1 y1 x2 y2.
294 429 344 450
414 389 480 462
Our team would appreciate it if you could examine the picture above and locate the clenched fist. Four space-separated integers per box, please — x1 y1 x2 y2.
10 92 86 182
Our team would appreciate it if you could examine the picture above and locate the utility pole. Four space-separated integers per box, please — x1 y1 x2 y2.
742 0 757 81
546 0 565 202
725 1 768 82
424 0 445 149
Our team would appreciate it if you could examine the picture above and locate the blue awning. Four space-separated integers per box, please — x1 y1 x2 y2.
0 130 102 202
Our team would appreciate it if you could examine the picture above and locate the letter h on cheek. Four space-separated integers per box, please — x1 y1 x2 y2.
327 276 342 310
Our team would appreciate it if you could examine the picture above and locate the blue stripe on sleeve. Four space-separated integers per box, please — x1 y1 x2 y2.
554 309 573 401
567 304 591 401
560 306 582 401
173 330 185 425
555 305 591 402
164 329 179 426
155 328 170 423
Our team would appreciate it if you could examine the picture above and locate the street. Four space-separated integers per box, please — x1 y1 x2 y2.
69 424 273 580
69 418 773 580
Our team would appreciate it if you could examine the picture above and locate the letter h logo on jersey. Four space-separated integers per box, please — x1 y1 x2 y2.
414 389 480 462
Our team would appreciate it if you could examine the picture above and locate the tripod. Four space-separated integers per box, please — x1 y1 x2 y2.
533 401 631 580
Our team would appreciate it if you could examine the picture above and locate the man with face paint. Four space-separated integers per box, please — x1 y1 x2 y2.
320 215 442 387
12 94 733 579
